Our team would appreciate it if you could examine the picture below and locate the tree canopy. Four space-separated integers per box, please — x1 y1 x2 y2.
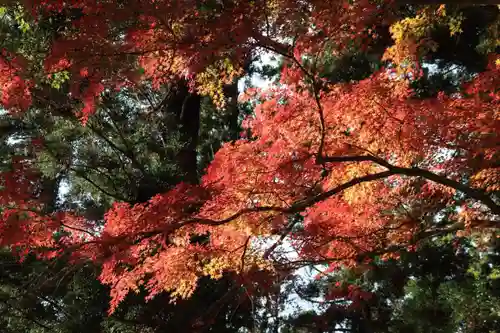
0 1 499 332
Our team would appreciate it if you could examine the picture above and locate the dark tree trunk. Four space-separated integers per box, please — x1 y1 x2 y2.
38 176 62 214
223 81 240 142
166 81 201 184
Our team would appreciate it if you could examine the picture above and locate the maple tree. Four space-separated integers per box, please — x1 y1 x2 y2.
0 0 499 325
0 80 266 332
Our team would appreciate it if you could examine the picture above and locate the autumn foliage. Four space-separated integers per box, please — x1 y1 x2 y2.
0 0 499 314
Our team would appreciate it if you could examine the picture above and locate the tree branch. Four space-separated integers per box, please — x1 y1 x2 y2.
322 154 500 215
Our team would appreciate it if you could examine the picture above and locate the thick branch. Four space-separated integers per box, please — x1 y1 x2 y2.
389 165 500 215
323 154 500 215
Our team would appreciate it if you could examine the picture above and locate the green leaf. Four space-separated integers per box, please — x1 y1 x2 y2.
50 70 70 89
